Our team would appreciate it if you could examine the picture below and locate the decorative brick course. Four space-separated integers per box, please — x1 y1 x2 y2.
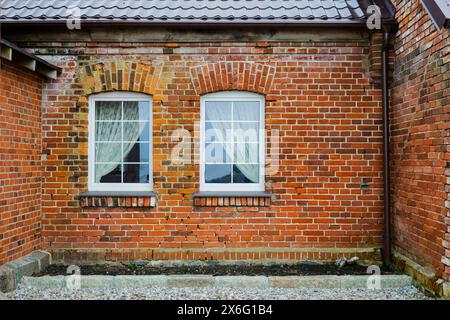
190 61 276 96
193 196 271 207
79 61 162 96
79 195 157 208
49 247 381 264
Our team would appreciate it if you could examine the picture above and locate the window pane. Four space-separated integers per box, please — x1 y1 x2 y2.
124 143 150 163
205 101 232 121
124 121 150 142
205 164 231 183
123 101 150 120
233 165 259 183
234 143 258 163
92 97 152 187
95 143 121 162
95 121 122 142
233 122 259 142
233 101 259 121
96 101 122 120
205 142 231 163
96 163 122 183
205 122 231 142
123 163 150 183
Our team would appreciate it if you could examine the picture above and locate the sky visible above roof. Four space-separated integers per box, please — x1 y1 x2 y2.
0 0 396 25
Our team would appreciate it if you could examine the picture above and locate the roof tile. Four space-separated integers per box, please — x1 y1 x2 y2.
0 0 395 24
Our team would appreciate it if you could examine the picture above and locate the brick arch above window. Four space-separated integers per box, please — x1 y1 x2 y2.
190 62 276 96
78 61 162 96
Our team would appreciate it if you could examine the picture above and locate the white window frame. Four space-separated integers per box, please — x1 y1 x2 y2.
200 91 265 192
88 92 153 192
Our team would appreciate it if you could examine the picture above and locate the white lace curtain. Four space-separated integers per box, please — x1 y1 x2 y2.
234 121 259 183
95 102 144 182
206 101 260 183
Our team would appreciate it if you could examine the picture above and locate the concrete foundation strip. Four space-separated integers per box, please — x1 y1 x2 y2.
21 274 412 289
0 250 414 292
0 251 51 292
0 291 9 300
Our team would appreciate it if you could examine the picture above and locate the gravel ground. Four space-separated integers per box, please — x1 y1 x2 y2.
6 284 434 300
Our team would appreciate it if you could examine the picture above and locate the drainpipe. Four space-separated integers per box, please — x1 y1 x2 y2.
382 30 391 265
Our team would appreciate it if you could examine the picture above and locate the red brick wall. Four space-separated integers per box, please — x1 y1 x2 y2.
0 59 43 265
32 36 386 263
391 0 450 280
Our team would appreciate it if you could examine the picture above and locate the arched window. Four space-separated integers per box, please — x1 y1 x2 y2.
88 92 152 191
200 91 265 192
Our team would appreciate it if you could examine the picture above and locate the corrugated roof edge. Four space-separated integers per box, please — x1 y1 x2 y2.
0 0 397 29
0 18 397 27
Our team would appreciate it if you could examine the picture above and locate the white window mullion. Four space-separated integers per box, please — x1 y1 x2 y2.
121 101 124 184
93 103 97 187
231 101 234 185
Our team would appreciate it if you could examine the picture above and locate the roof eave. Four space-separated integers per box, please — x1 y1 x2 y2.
421 0 450 30
1 38 62 79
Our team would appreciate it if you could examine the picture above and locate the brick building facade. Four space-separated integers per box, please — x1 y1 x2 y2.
40 35 386 263
0 0 449 297
390 0 450 291
0 60 43 264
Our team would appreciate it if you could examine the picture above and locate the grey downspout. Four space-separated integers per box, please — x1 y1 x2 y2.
382 31 392 265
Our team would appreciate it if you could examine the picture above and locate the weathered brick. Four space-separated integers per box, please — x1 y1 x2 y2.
2 29 392 265
391 0 450 284
0 59 43 266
